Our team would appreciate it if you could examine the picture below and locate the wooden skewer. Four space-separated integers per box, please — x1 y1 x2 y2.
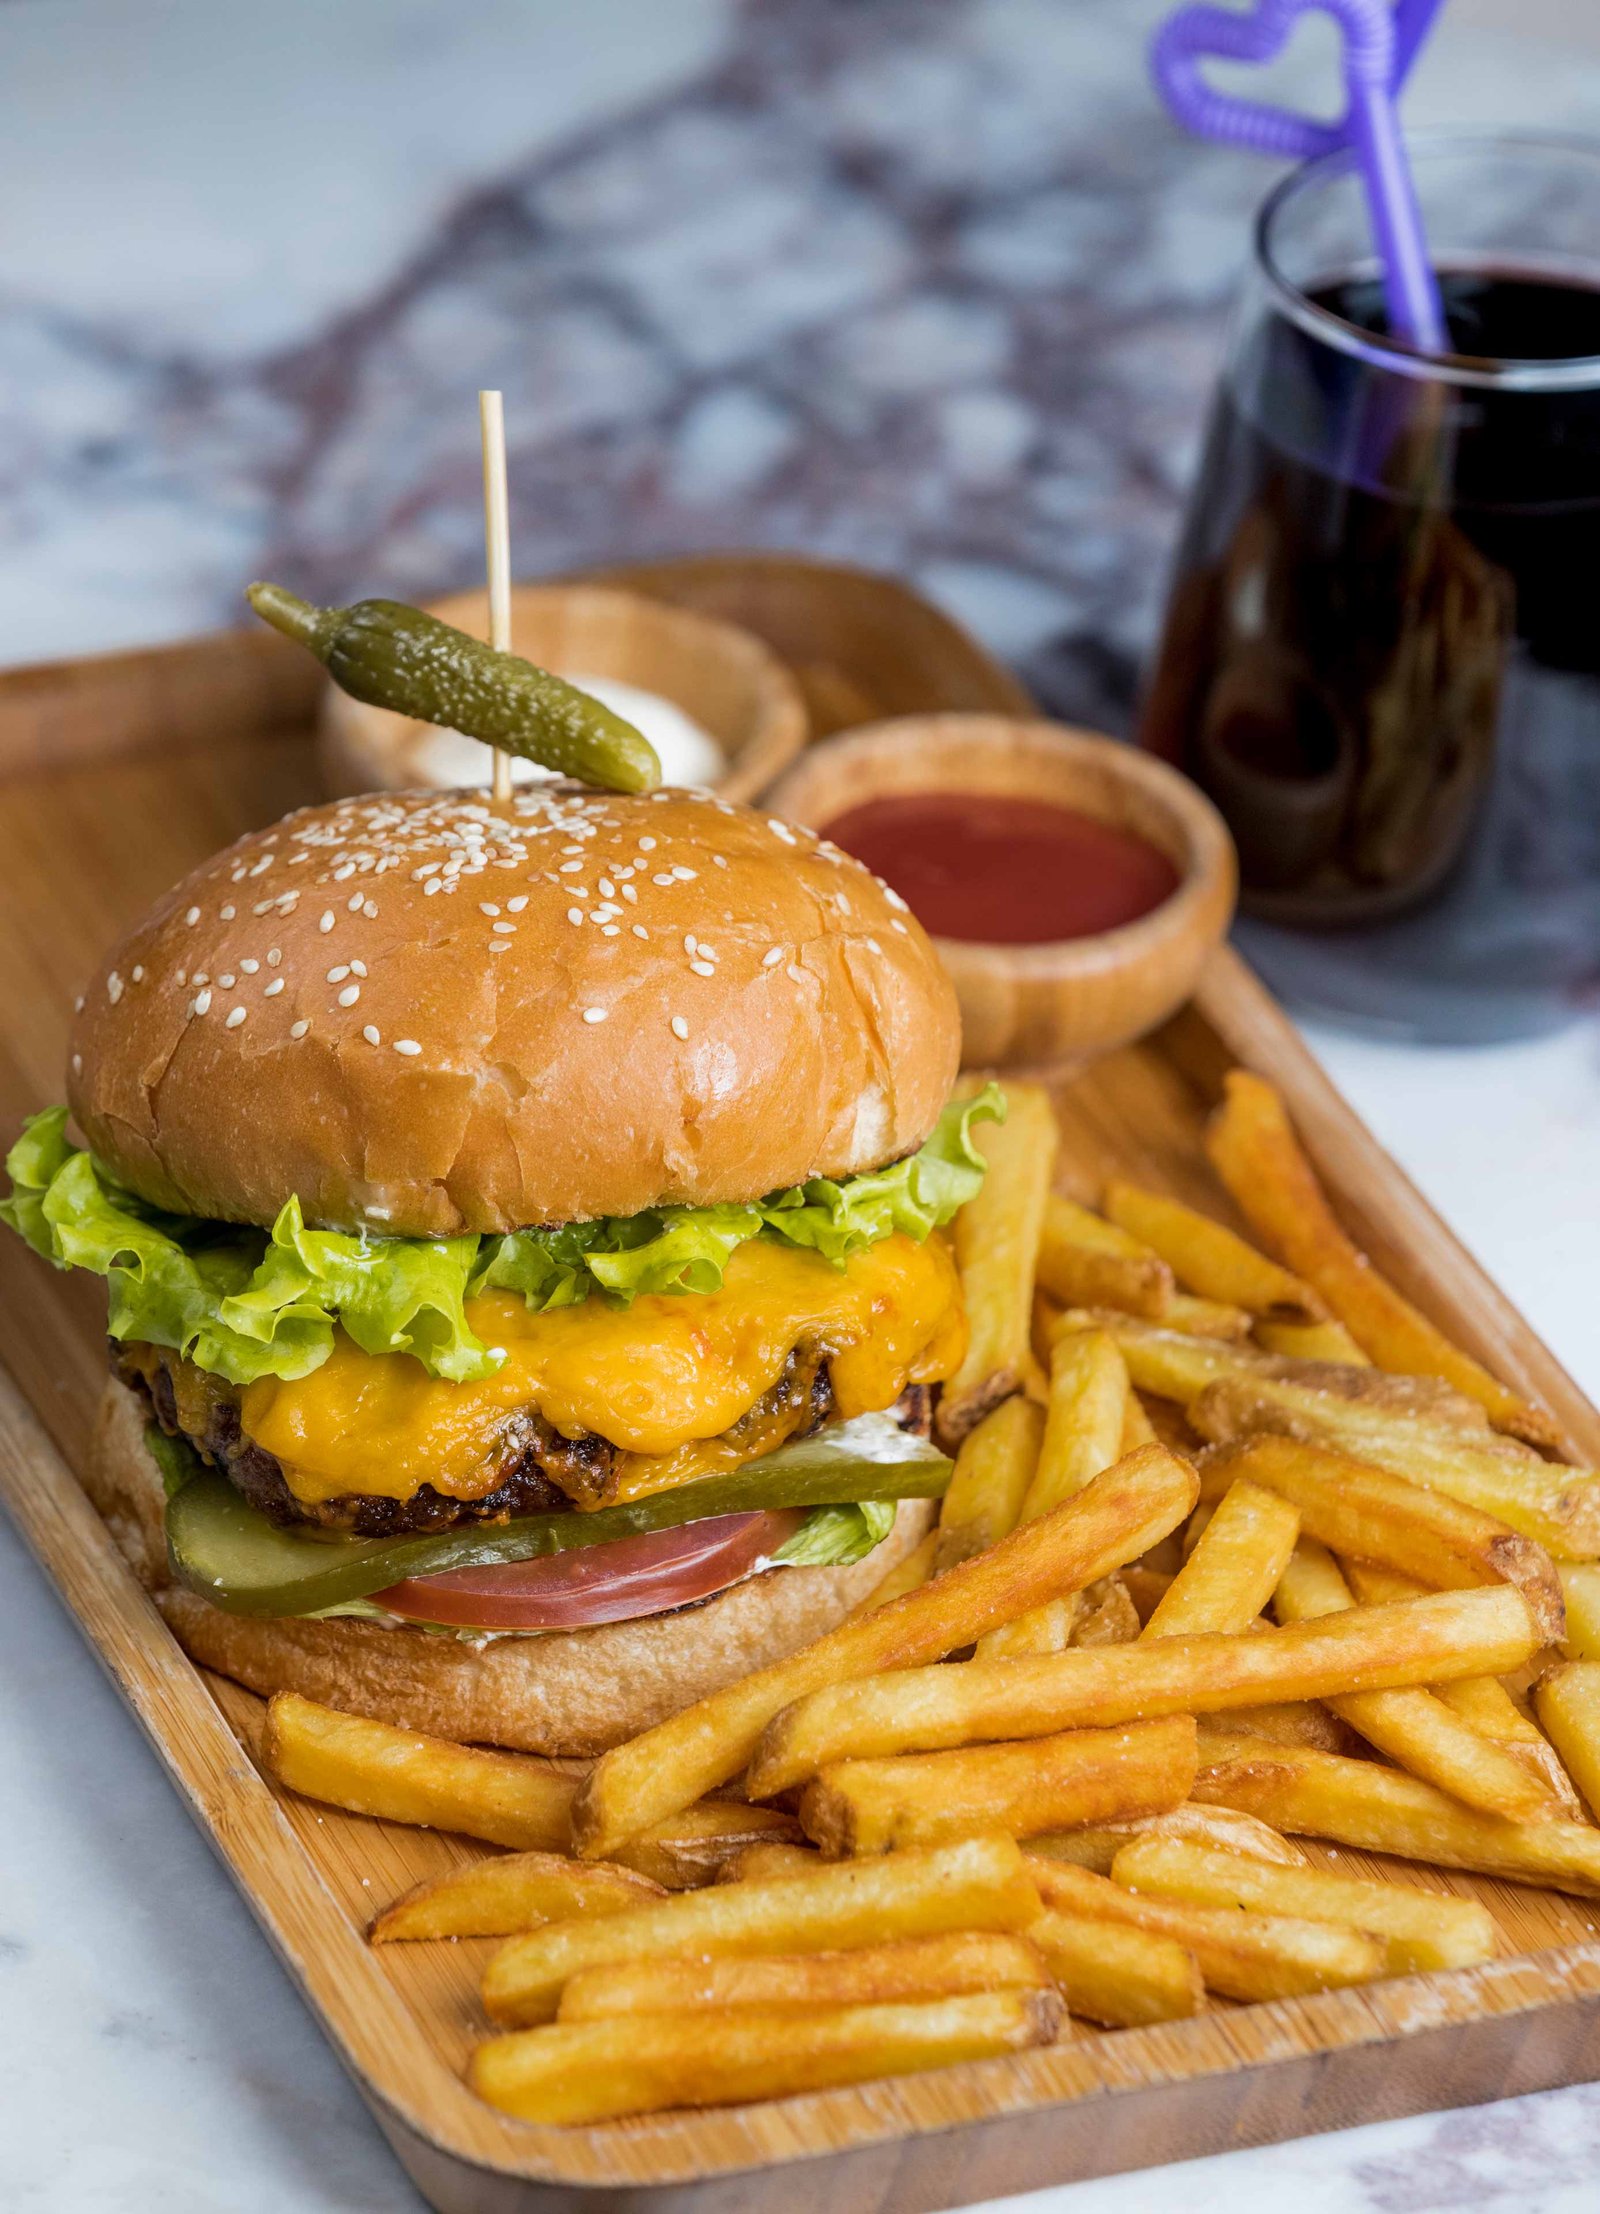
478 389 514 805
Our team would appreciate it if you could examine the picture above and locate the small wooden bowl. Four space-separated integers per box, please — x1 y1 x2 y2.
766 714 1238 1070
318 582 808 803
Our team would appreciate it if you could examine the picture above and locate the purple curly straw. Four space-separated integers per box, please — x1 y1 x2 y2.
1151 0 1447 349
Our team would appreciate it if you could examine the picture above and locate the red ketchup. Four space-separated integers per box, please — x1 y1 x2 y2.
822 793 1180 945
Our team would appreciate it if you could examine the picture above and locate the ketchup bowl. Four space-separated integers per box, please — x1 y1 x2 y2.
766 714 1237 1069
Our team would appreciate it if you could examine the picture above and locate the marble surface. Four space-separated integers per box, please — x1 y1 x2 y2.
4 2 1600 2210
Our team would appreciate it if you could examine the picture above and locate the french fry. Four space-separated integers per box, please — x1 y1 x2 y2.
1255 1318 1370 1365
371 1851 662 1943
850 1530 938 1617
1273 1542 1557 1822
746 1587 1537 1795
978 1593 1082 1659
975 1328 1130 1656
1029 1803 1305 1876
1341 1558 1584 1817
1062 1312 1265 1403
1141 1478 1301 1638
482 1833 1041 2027
261 1693 576 1851
1104 1179 1327 1326
1036 1193 1173 1319
1192 1370 1600 1560
1534 1664 1600 1824
1194 1731 1600 1896
798 1718 1199 1857
1560 1564 1600 1661
1121 1392 1161 1455
609 1801 807 1890
470 1990 1062 2125
1071 1573 1140 1646
1196 1433 1566 1643
1027 1911 1202 2027
556 1931 1051 2021
1109 1835 1496 1976
1198 1703 1348 1754
575 1444 1198 1858
1024 1855 1383 2002
935 1395 1043 1569
1164 1293 1255 1341
939 1083 1058 1444
1206 1070 1557 1447
1019 1328 1131 1518
718 1842 824 1885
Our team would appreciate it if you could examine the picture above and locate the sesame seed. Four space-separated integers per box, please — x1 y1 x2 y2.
290 1019 309 1038
767 819 797 846
191 989 212 1015
363 1025 381 1046
423 880 442 896
599 879 615 899
621 883 638 903
185 907 200 927
891 918 909 934
240 959 259 975
601 924 621 937
219 903 237 920
787 963 806 983
558 860 583 874
492 920 516 935
350 959 367 978
582 1006 607 1024
319 911 335 933
73 993 85 1012
327 965 349 983
673 866 697 881
338 984 360 1006
267 947 281 966
71 1052 82 1074
480 903 501 917
363 900 379 919
698 943 716 960
131 964 145 983
883 886 909 912
348 893 364 911
567 908 583 926
394 1038 421 1056
507 895 528 912
762 947 785 967
866 937 883 954
671 1014 689 1041
712 854 728 868
652 873 674 887
264 978 284 997
684 934 697 954
226 1006 247 1029
632 923 649 940
106 972 123 1004
638 836 657 851
690 960 715 978
219 973 237 988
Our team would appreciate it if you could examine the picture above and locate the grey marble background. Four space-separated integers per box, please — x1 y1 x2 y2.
4 4 1600 2212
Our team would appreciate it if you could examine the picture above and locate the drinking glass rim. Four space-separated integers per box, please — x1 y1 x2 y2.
1256 130 1600 391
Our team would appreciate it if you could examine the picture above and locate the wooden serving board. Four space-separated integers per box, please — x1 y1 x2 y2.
2 555 1599 2214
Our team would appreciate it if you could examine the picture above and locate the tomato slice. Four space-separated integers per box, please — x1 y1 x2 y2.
370 1508 805 1630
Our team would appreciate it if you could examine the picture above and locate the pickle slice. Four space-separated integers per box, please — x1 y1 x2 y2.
165 1413 950 1617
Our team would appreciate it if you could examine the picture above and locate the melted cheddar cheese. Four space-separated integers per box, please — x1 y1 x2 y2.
239 1233 964 1508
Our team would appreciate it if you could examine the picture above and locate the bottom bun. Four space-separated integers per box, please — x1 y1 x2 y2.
88 1377 935 1756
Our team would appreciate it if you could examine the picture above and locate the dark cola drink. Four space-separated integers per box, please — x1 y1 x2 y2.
1140 142 1600 1041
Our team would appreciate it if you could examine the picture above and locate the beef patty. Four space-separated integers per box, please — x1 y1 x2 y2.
116 1340 933 1539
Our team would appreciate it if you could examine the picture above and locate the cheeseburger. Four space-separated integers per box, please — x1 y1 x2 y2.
3 783 995 1753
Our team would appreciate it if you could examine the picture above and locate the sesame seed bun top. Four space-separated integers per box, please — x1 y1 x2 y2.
66 785 960 1237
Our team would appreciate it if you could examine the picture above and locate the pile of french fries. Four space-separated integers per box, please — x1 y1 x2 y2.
258 1068 1600 2130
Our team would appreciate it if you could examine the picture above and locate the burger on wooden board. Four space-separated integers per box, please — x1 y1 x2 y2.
2 590 996 1754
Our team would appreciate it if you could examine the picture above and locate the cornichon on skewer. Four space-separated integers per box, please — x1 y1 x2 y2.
247 582 661 795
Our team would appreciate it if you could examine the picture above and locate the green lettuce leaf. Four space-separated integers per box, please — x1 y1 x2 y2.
769 1497 897 1568
1 1086 1001 1385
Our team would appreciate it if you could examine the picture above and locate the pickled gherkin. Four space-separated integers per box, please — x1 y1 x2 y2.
247 582 660 794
